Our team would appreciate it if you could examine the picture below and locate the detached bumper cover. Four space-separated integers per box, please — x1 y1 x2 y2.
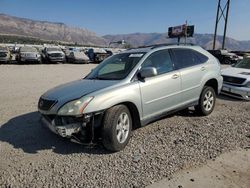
221 83 250 100
41 116 82 137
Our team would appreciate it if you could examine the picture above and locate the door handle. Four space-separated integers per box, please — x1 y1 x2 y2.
172 74 179 79
201 66 206 71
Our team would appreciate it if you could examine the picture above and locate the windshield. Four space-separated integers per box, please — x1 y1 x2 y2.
20 47 37 52
234 58 250 69
86 53 145 80
47 47 61 52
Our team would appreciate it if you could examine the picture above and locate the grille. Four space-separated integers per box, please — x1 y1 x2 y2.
38 98 57 111
26 53 36 57
222 75 246 85
0 52 7 57
49 53 63 57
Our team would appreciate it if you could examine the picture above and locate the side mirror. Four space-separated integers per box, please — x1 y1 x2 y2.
138 67 157 79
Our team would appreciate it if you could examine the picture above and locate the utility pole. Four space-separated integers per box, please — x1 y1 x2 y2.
213 0 231 50
184 20 188 45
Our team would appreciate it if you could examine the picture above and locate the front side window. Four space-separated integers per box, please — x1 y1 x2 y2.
141 50 174 75
172 48 208 69
86 53 145 80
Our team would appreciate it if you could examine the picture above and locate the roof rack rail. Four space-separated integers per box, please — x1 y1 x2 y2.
126 43 196 51
137 43 196 49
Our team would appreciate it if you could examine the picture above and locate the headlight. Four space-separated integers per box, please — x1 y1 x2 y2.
58 96 94 116
246 82 250 88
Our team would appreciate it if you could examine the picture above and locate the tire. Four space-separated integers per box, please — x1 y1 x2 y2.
102 105 132 152
195 86 216 116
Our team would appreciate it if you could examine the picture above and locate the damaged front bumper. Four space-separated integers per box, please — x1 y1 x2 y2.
40 112 103 144
41 116 82 137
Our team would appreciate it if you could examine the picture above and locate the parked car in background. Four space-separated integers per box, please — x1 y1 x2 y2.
105 49 113 56
230 51 250 58
42 47 65 63
208 49 241 64
38 44 222 151
10 46 20 54
16 46 41 63
67 50 90 63
87 48 110 63
0 46 12 63
221 56 250 100
64 47 76 61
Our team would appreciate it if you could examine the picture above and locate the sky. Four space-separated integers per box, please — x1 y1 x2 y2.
0 0 249 40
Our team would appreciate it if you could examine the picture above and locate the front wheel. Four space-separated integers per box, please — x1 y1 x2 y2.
195 86 216 116
102 105 132 152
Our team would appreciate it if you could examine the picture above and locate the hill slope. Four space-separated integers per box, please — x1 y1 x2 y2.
0 14 107 46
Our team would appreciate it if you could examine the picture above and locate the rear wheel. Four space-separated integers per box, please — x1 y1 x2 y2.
195 86 216 116
102 105 132 152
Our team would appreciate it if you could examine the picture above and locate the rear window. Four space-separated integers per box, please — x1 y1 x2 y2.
172 48 208 69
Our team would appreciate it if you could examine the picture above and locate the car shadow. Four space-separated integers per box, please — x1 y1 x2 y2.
175 108 200 117
0 112 110 155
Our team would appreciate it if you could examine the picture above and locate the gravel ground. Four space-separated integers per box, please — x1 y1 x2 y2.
0 64 249 188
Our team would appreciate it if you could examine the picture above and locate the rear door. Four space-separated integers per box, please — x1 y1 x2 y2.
171 48 209 104
139 49 182 120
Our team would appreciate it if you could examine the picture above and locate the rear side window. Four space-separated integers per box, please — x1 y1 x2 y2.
172 48 208 69
194 50 209 63
141 50 174 75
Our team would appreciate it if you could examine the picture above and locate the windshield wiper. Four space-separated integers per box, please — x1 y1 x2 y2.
87 76 108 80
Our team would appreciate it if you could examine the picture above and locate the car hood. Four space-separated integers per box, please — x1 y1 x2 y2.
222 67 250 79
41 79 119 102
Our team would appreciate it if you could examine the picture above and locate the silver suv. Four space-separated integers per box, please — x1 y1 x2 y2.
38 44 223 151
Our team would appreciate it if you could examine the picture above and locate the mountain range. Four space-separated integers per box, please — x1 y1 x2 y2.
0 14 250 50
0 14 106 46
103 33 250 51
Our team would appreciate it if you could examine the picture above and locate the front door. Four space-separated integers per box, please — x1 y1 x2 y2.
139 49 182 120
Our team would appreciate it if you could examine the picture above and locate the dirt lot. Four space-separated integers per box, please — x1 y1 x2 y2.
0 64 249 187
